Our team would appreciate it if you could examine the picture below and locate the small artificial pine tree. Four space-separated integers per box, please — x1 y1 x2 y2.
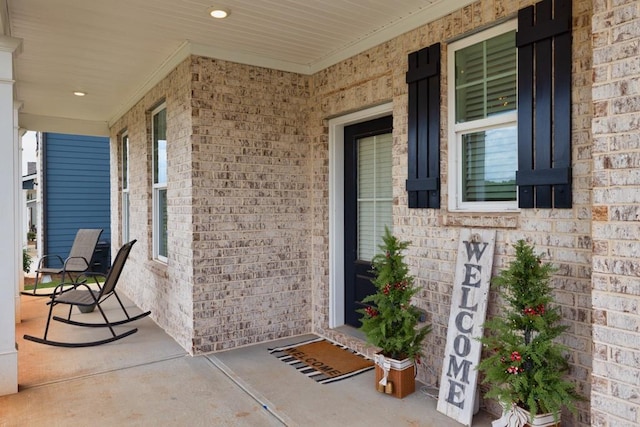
478 240 581 420
359 227 431 361
23 249 32 274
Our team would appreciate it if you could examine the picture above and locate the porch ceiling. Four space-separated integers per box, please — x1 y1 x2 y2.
6 0 473 136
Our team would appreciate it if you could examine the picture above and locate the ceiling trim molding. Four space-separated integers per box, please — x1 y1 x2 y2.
189 43 312 75
108 40 313 127
108 41 192 128
308 0 476 73
19 113 109 136
108 0 476 128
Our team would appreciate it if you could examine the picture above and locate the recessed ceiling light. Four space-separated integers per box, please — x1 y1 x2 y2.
208 7 229 19
73 91 86 96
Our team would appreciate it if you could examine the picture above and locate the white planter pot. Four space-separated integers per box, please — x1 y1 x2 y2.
383 355 414 371
493 405 560 427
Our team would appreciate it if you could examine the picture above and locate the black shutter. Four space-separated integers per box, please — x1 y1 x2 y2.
516 0 572 208
406 43 440 209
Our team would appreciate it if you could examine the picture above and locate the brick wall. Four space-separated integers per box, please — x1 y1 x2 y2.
110 59 195 351
111 56 314 353
109 0 599 424
311 1 593 425
591 0 640 425
188 57 313 352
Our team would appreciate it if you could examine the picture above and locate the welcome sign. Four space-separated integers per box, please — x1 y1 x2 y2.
436 229 495 426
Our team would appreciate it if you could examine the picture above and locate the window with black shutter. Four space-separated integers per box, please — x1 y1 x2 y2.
412 0 572 211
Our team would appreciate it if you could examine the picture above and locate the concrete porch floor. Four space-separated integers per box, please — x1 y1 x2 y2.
2 292 493 426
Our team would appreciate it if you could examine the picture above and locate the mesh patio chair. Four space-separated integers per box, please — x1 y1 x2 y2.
22 228 102 297
23 239 151 347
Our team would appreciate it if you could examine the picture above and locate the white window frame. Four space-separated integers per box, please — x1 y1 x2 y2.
328 102 393 329
152 104 167 263
121 132 130 244
447 20 519 212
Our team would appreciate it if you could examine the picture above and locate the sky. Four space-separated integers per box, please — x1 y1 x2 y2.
22 131 37 176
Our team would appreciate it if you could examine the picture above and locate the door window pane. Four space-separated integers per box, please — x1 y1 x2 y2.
357 133 392 261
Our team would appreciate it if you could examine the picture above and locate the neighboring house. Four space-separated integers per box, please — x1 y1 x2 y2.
21 162 37 247
40 132 111 267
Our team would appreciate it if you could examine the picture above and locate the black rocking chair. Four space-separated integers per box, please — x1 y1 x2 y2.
24 239 151 347
22 228 103 297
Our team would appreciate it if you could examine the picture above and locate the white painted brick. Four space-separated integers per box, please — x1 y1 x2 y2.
593 292 639 314
591 393 639 423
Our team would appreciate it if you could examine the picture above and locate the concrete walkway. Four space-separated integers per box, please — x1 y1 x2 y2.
2 293 493 426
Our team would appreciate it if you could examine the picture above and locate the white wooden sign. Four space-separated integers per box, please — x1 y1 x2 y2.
436 228 496 426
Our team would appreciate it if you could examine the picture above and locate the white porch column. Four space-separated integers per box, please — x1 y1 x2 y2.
0 34 22 396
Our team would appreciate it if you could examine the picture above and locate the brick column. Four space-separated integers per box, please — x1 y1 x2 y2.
0 34 22 396
591 0 640 425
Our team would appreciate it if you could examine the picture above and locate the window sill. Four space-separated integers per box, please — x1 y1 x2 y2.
441 212 519 228
147 259 168 278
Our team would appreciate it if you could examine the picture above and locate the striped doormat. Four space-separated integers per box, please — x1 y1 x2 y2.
269 337 374 384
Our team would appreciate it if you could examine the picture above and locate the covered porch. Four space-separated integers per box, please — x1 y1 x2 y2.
1 0 484 397
5 293 492 426
3 0 640 426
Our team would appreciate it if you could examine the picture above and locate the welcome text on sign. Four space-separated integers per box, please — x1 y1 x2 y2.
436 229 495 427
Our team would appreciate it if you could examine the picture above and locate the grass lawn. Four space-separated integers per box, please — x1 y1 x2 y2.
23 280 68 291
23 276 105 291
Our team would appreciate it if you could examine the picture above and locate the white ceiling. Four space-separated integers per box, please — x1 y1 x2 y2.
6 0 473 135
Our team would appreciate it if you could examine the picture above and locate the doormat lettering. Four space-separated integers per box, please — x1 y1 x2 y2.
269 337 374 384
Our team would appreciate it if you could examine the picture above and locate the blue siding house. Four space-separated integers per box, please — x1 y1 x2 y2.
42 133 111 265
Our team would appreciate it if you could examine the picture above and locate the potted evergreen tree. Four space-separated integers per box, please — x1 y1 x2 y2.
23 249 32 274
359 227 431 398
478 240 581 426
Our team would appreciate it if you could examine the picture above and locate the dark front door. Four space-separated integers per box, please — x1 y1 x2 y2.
344 116 393 327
